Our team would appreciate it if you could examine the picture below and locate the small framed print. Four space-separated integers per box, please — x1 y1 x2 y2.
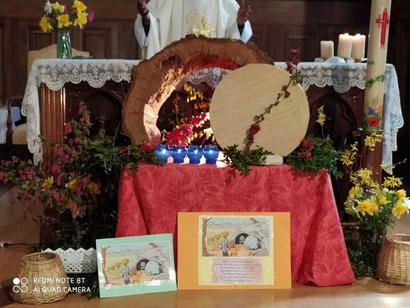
178 212 291 290
96 234 177 298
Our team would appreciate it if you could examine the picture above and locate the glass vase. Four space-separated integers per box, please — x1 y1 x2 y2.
56 28 72 59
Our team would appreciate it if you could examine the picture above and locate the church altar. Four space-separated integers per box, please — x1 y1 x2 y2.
21 59 403 166
116 164 356 287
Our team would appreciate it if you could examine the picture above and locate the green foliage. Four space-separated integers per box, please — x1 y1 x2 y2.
366 74 385 88
344 225 385 277
0 104 159 250
286 136 341 178
223 145 272 175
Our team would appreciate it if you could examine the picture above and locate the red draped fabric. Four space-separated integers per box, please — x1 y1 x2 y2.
116 164 355 286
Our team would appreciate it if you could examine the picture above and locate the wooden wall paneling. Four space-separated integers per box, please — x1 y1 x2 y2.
116 21 139 60
28 27 53 51
82 23 113 58
249 23 270 57
283 25 317 61
0 24 3 103
2 18 13 99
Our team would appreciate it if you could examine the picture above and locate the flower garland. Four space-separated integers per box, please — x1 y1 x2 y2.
244 49 302 150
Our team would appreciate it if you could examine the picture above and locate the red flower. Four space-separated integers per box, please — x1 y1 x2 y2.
286 62 293 73
64 123 72 135
284 90 290 98
141 142 156 153
192 113 207 126
119 146 129 154
250 123 261 135
301 138 314 150
291 49 301 65
367 116 381 128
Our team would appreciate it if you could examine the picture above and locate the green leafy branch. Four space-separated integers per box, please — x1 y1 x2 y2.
223 145 272 175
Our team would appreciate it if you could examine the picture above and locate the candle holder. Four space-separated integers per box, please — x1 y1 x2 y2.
171 145 187 164
154 144 170 163
187 145 203 164
203 145 219 164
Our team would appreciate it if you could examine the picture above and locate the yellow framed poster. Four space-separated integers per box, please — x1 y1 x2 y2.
178 212 291 290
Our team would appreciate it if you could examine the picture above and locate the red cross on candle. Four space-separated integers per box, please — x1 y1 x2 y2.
376 8 390 48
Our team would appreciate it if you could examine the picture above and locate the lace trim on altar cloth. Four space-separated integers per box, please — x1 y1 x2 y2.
21 59 403 171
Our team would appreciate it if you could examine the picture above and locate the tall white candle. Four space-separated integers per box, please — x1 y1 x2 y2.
351 34 366 61
364 0 391 129
337 33 352 59
320 41 334 59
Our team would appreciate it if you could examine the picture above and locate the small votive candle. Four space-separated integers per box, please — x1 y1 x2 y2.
203 145 219 164
187 145 203 164
337 33 352 59
320 41 334 59
351 34 366 61
171 145 187 164
154 144 170 163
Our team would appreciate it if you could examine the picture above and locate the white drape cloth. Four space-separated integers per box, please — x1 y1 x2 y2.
22 60 403 169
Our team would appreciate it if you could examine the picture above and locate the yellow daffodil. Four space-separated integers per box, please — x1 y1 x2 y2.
65 178 78 190
51 1 65 13
348 186 362 199
57 14 72 28
203 128 214 140
42 176 54 189
39 16 53 32
364 133 383 151
396 189 407 200
351 168 374 187
356 199 379 216
316 105 326 126
377 193 388 206
73 11 88 28
87 182 100 195
73 0 87 12
340 142 358 168
392 201 408 219
383 176 403 189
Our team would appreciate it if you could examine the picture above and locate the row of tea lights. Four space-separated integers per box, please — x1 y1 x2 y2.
154 144 219 164
320 33 366 61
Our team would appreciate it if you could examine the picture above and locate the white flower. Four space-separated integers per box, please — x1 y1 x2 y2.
404 198 410 209
44 1 52 14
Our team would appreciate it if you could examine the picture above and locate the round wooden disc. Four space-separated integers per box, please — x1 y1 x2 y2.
210 64 309 156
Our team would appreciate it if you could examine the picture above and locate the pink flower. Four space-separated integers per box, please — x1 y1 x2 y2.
51 190 62 202
64 123 72 135
51 164 61 175
88 11 95 23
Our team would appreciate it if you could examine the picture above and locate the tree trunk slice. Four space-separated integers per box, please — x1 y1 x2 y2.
123 36 272 144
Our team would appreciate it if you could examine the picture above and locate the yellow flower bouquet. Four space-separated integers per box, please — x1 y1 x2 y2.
38 0 94 58
341 137 409 277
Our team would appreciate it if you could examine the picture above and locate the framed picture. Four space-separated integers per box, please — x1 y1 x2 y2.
178 212 291 290
96 234 177 298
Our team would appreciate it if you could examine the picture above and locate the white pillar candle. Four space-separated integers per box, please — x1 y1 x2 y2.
337 33 352 59
320 41 334 59
351 34 366 61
